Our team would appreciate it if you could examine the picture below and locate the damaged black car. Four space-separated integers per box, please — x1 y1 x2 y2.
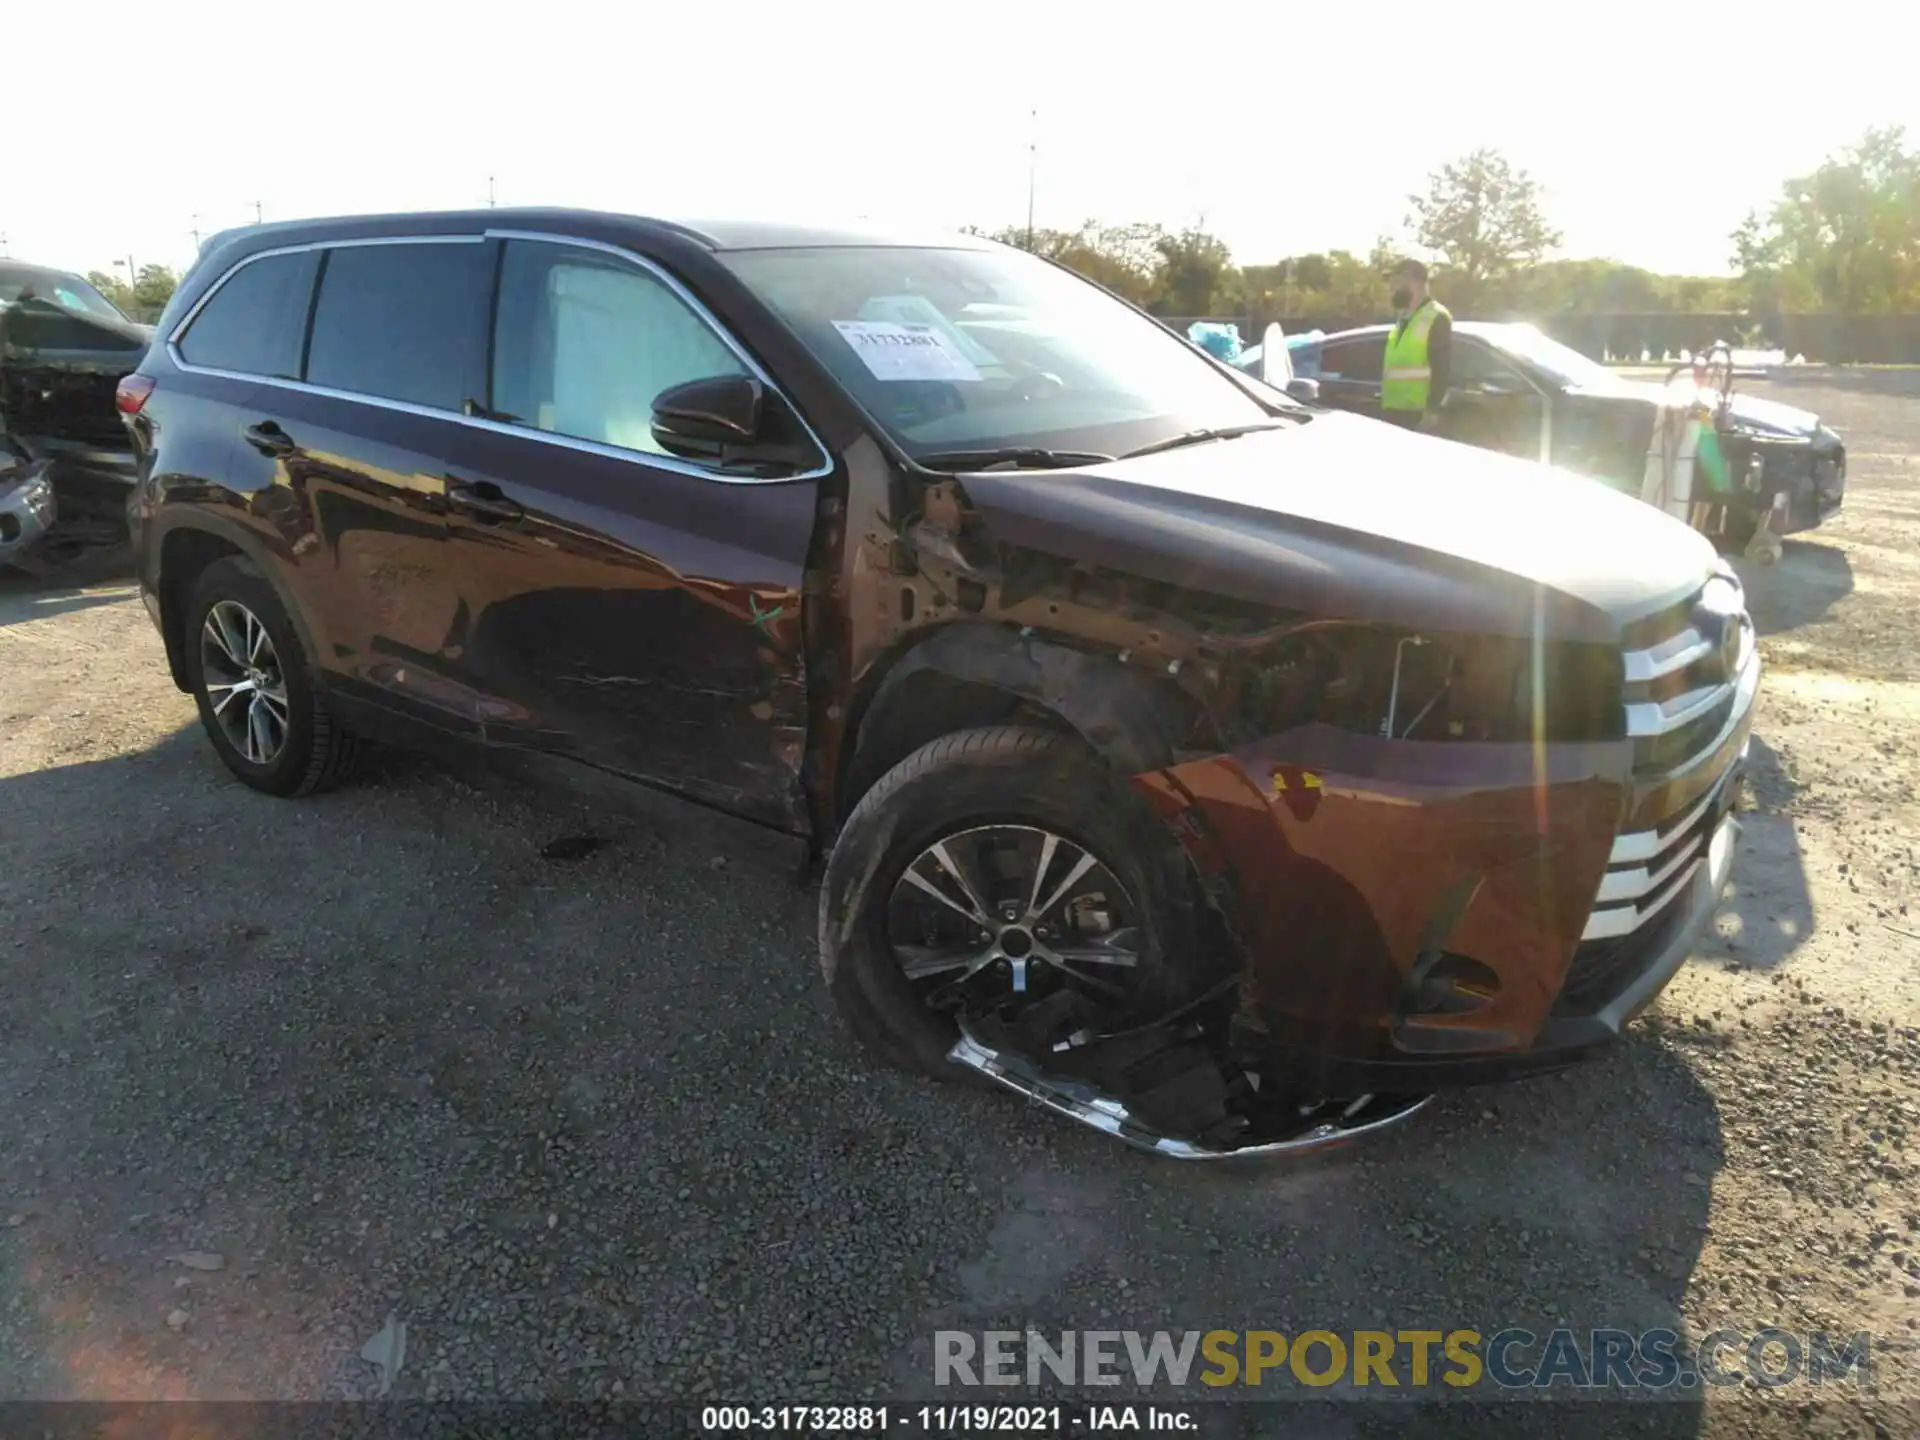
1244 322 1846 565
0 260 148 576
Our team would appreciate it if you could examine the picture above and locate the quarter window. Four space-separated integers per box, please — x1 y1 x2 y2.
490 240 750 459
304 242 491 412
176 250 321 379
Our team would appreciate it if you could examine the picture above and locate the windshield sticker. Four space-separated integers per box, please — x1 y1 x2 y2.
832 320 983 383
857 295 1000 367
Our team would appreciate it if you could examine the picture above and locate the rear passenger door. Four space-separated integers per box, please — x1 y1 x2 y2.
438 236 827 831
162 248 320 530
230 238 496 735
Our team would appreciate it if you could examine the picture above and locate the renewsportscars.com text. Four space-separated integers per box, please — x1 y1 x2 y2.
934 1328 1878 1392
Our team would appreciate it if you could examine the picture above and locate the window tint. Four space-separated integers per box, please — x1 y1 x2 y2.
492 241 749 458
176 250 320 379
1317 337 1382 383
1288 343 1322 378
305 242 490 411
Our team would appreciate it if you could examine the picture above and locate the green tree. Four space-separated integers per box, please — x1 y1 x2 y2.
978 221 1167 306
1734 127 1918 313
85 264 180 324
1152 226 1240 316
1405 149 1562 309
1245 250 1389 319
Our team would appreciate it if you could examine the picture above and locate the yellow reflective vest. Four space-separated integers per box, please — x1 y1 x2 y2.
1382 298 1451 412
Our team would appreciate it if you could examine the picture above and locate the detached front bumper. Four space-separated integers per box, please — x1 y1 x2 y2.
0 458 59 566
1131 621 1756 1094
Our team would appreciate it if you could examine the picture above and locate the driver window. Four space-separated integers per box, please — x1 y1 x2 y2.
492 240 749 458
1451 340 1526 391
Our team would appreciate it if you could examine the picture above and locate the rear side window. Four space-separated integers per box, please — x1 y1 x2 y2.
1318 337 1382 383
491 239 749 458
305 242 491 412
176 250 320 379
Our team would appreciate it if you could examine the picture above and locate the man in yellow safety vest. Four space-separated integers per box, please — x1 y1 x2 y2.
1380 259 1452 432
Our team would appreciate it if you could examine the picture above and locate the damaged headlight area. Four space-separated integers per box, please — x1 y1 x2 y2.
1223 623 1624 746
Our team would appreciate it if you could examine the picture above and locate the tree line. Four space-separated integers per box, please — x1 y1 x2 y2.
84 125 1917 328
981 127 1920 324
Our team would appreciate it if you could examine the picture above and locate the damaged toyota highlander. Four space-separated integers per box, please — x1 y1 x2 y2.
124 212 1757 1158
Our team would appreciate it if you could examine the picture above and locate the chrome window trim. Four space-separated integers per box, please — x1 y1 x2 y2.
165 234 484 348
166 229 834 488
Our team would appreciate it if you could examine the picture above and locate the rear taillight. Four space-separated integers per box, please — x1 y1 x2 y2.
116 374 156 415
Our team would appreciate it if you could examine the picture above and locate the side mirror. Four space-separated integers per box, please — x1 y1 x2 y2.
1284 377 1320 404
650 373 818 476
652 374 764 459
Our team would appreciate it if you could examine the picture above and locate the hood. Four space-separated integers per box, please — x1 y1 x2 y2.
1721 391 1821 438
957 412 1719 646
0 299 150 373
1604 379 1821 439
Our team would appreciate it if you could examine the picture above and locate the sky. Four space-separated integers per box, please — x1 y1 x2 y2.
9 0 1915 285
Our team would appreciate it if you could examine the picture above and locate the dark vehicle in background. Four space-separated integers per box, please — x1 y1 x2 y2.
124 211 1755 1158
0 261 147 574
1243 321 1846 558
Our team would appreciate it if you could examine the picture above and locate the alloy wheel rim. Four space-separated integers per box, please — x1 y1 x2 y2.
885 824 1142 1018
200 600 290 766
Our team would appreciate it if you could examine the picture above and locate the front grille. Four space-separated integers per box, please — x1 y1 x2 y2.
1556 869 1698 1013
1580 570 1757 949
1582 761 1736 942
1620 575 1753 781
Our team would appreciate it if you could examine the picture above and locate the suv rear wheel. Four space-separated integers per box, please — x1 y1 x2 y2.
183 556 358 796
820 726 1201 1078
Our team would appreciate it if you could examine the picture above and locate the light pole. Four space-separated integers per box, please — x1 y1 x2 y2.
1025 108 1037 250
117 257 138 319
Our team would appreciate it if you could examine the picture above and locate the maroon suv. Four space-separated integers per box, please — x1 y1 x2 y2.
123 211 1757 1157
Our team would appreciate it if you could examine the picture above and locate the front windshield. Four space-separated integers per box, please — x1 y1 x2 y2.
721 244 1272 458
0 269 127 323
1489 323 1620 389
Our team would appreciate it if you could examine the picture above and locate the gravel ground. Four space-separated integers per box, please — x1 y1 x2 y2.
2 372 1916 1437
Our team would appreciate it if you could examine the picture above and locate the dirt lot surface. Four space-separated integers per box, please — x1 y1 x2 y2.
2 372 1917 1436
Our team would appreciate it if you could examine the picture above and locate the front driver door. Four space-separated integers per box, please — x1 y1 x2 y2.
1436 338 1547 461
437 236 828 832
1311 336 1386 420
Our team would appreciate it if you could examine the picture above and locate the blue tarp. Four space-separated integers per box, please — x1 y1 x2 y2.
1186 321 1243 362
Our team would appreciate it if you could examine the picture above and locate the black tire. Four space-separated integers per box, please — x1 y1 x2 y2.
183 555 358 797
820 725 1202 1079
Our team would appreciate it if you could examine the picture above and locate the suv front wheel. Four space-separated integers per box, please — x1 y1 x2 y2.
183 555 358 797
820 726 1202 1078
